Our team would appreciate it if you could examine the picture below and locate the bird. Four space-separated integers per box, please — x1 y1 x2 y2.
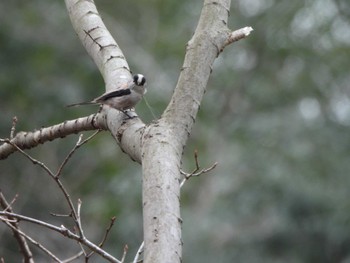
67 74 147 112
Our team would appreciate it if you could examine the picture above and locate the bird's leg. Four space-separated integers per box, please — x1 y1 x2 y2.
121 110 136 119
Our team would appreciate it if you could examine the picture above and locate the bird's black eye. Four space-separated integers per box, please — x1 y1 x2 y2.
133 74 146 86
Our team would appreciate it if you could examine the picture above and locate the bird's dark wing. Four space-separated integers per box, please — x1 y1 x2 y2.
95 89 132 102
66 101 96 107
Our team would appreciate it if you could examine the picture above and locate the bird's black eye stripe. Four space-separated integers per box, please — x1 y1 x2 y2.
139 76 146 86
101 89 131 101
133 74 146 86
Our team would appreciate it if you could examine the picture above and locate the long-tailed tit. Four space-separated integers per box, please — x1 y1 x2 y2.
67 74 147 111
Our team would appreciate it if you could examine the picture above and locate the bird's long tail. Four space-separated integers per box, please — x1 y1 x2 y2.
66 101 97 107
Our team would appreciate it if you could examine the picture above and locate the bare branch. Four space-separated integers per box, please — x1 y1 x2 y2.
64 0 131 92
2 129 127 262
50 212 71 217
75 199 85 238
180 150 218 187
10 116 17 139
62 251 84 263
0 138 81 228
133 241 144 263
121 245 128 263
86 216 117 259
1 139 55 176
56 130 101 177
220 26 254 52
0 193 18 212
3 131 98 238
2 220 60 262
0 211 121 263
0 193 34 263
98 217 117 248
0 113 106 160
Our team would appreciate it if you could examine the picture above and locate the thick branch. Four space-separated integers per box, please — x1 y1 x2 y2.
141 1 252 262
105 110 145 163
1 0 149 161
0 113 106 160
64 0 146 163
64 0 131 92
142 120 182 263
163 0 252 147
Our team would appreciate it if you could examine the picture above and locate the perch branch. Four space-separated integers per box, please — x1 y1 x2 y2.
64 0 131 92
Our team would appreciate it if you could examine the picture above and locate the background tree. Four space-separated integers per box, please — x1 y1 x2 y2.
1 0 350 262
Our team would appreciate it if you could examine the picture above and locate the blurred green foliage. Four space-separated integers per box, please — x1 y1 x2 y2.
1 0 350 262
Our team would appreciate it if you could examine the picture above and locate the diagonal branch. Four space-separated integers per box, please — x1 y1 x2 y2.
64 0 147 163
0 113 106 160
2 220 61 262
0 211 121 263
163 1 252 145
141 1 252 262
64 0 131 92
0 193 34 263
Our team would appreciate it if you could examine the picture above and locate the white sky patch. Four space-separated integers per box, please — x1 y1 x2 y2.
238 0 274 17
330 94 350 125
331 17 350 45
298 97 321 120
290 0 337 39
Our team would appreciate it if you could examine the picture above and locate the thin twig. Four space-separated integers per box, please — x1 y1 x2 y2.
50 212 72 217
0 192 34 263
1 139 55 176
0 211 121 263
1 131 121 262
76 199 84 238
7 143 80 232
55 134 83 178
133 241 144 263
180 161 217 187
61 251 84 263
220 26 254 52
0 193 18 212
10 116 18 139
99 216 117 248
56 130 101 178
0 212 71 233
53 131 101 238
180 150 218 187
121 245 128 263
3 220 60 262
87 216 117 259
75 199 87 257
